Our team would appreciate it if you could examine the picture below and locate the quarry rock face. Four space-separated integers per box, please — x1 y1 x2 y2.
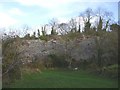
71 37 96 61
18 37 97 64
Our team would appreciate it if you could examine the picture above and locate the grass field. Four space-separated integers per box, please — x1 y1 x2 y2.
10 69 118 88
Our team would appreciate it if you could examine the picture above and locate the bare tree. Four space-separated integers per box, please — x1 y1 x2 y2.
2 33 23 87
49 18 58 35
80 8 94 23
80 8 94 32
58 23 69 35
21 24 31 37
95 7 113 31
57 22 77 69
68 18 77 33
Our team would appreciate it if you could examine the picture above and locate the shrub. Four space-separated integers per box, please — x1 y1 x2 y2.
101 64 118 79
87 63 101 73
2 37 22 88
48 54 68 68
40 36 48 41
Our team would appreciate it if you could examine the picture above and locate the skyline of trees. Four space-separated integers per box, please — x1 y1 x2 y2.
1 7 118 38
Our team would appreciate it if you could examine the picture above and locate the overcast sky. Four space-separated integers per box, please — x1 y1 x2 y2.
0 0 119 34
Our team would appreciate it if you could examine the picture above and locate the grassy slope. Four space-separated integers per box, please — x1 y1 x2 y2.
10 70 118 88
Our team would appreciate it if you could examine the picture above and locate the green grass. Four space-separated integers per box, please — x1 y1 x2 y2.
10 69 118 88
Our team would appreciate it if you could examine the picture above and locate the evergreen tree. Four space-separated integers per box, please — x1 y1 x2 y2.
84 20 91 32
51 26 57 35
97 16 103 31
78 24 81 33
31 32 36 39
37 29 40 38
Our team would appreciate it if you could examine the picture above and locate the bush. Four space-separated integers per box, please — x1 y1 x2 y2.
40 36 48 41
48 54 68 68
101 64 118 79
22 59 46 71
87 63 101 73
66 32 82 40
2 37 22 88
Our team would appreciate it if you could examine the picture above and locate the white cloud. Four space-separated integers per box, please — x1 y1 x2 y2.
0 12 18 28
15 0 120 8
1 0 120 3
15 0 119 21
9 8 25 16
15 0 74 8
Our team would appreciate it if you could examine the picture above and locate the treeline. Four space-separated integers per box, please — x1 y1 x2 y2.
18 8 118 40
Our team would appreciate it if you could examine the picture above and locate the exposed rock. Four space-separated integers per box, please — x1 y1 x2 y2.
17 36 98 64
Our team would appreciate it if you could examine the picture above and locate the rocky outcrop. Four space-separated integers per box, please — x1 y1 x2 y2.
71 37 97 61
18 36 98 64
